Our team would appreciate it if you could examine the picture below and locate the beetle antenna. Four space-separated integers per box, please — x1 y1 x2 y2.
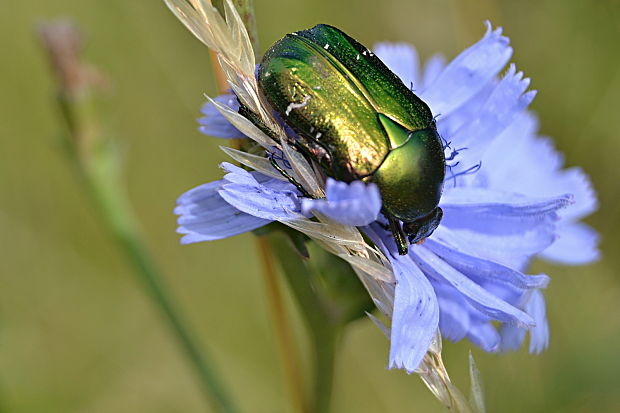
439 134 451 149
445 161 482 188
444 145 468 163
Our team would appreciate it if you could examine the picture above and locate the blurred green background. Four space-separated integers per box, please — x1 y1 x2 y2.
1 0 620 412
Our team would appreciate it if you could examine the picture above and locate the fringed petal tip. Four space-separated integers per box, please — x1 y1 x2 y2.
499 290 549 354
302 178 382 226
218 162 303 221
541 222 601 265
421 20 512 116
173 171 274 244
483 20 511 47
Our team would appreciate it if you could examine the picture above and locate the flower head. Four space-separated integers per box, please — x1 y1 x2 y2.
174 11 598 372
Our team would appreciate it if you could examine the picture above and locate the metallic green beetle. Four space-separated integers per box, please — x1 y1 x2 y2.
256 24 446 255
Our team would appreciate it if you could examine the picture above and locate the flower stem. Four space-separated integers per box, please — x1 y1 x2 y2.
88 174 240 413
257 238 309 413
38 21 239 413
310 326 341 413
267 231 359 413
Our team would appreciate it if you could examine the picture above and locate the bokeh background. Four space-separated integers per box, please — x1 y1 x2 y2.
2 0 620 412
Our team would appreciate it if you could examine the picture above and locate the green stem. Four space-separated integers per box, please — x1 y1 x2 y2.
267 231 350 413
310 326 341 413
39 18 241 413
256 237 309 413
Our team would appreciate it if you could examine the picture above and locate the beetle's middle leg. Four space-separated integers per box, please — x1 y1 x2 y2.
268 152 313 198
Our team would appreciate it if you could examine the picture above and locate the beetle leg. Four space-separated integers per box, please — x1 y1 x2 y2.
269 153 313 198
387 215 409 256
377 221 390 231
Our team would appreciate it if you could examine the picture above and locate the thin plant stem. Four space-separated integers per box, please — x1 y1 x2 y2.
267 232 351 413
257 238 309 413
83 165 240 413
38 21 240 413
310 327 340 413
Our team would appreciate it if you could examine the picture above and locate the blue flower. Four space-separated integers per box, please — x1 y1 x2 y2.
177 22 598 372
198 94 244 138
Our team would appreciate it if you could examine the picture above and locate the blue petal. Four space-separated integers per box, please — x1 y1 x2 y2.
425 238 550 290
499 323 526 352
409 245 534 327
436 82 495 141
467 322 500 352
433 281 472 342
421 54 446 91
302 178 382 226
437 189 572 266
526 289 549 354
389 256 440 372
175 180 270 243
198 93 245 139
363 226 439 372
475 114 598 222
499 290 549 353
421 22 512 117
553 167 598 221
218 163 303 221
374 43 420 90
448 64 536 176
540 222 600 265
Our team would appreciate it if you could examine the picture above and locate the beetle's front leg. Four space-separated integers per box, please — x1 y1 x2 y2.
387 215 409 256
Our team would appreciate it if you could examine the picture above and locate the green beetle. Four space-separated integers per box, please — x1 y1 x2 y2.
256 24 445 255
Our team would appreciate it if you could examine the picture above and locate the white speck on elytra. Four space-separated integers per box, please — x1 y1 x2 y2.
313 86 321 90
356 54 360 60
285 95 312 116
316 132 322 139
324 44 330 49
362 50 367 56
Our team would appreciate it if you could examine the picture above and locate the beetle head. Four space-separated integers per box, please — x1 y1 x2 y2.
403 207 443 245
